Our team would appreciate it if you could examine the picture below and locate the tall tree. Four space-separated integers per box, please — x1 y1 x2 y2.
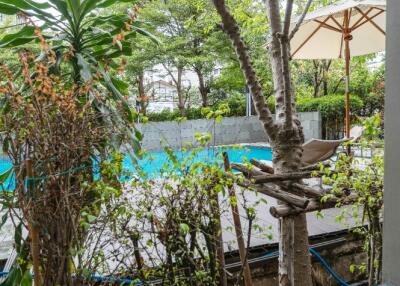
138 0 226 111
125 35 160 115
212 0 313 285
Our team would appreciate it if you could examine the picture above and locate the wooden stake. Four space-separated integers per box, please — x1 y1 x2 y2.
229 163 323 199
214 192 228 286
270 193 358 218
245 183 310 209
249 159 274 174
26 159 41 286
223 153 253 286
253 171 314 183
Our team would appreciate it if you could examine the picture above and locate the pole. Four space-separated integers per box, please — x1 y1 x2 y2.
344 9 351 138
223 152 253 286
26 159 41 286
214 194 228 286
246 86 251 117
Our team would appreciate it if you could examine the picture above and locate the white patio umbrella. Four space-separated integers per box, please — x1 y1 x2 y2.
290 0 386 137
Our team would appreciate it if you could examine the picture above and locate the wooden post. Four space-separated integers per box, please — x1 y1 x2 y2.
223 153 253 286
214 194 228 286
344 9 351 139
26 159 41 286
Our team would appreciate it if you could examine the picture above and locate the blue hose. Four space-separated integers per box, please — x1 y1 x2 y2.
89 274 143 285
0 272 143 285
309 247 351 286
260 248 351 286
0 248 351 286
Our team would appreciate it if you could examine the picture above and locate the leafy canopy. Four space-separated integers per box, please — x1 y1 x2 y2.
0 0 157 156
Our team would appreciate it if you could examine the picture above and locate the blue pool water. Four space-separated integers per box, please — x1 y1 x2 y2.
0 146 273 190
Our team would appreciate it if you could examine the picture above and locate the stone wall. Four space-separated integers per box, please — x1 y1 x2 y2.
137 112 321 150
225 232 366 286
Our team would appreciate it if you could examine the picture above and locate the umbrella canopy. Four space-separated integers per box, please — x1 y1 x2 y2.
291 0 386 60
290 0 386 137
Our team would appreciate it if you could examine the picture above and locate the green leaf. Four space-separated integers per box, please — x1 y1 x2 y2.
0 0 57 22
2 137 10 153
80 0 100 19
20 270 32 286
97 65 133 123
0 26 36 48
135 130 143 141
179 223 190 235
0 0 51 10
76 53 92 81
0 2 21 14
91 41 132 59
132 25 160 44
0 167 12 185
89 14 129 28
87 214 96 223
14 222 22 253
48 0 74 26
96 0 133 9
111 76 128 95
66 0 81 23
0 212 7 229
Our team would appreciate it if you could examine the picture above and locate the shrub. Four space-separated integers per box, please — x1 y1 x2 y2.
217 92 246 116
297 94 364 139
360 92 384 117
297 94 364 118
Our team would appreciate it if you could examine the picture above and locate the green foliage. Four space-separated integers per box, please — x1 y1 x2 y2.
297 94 364 119
321 119 384 284
362 112 383 140
0 1 155 284
0 0 156 156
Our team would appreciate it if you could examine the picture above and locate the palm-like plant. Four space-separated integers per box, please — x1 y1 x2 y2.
0 1 156 285
0 0 156 154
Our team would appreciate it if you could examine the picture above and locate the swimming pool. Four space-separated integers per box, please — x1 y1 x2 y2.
0 146 273 189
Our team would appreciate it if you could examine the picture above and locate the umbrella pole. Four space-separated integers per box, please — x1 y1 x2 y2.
345 54 350 138
344 10 351 138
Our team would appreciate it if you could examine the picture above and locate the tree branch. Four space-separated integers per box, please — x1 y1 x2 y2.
212 0 277 140
289 0 314 40
283 0 294 36
268 0 294 128
162 63 178 87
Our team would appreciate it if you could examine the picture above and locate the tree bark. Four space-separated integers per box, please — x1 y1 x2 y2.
195 67 209 107
212 0 277 140
137 71 148 115
322 60 332 96
265 0 312 284
163 63 186 116
176 66 185 115
213 0 313 285
313 60 322 97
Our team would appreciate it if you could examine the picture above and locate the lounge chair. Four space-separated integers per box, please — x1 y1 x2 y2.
349 125 364 143
301 125 364 166
301 138 351 165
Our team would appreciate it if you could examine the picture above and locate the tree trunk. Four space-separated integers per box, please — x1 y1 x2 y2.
313 60 321 97
322 60 331 96
322 79 328 96
176 66 185 116
266 0 313 284
195 67 209 107
212 0 313 285
137 71 147 115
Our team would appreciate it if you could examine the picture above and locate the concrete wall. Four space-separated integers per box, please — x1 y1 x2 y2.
383 0 400 285
137 112 321 150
